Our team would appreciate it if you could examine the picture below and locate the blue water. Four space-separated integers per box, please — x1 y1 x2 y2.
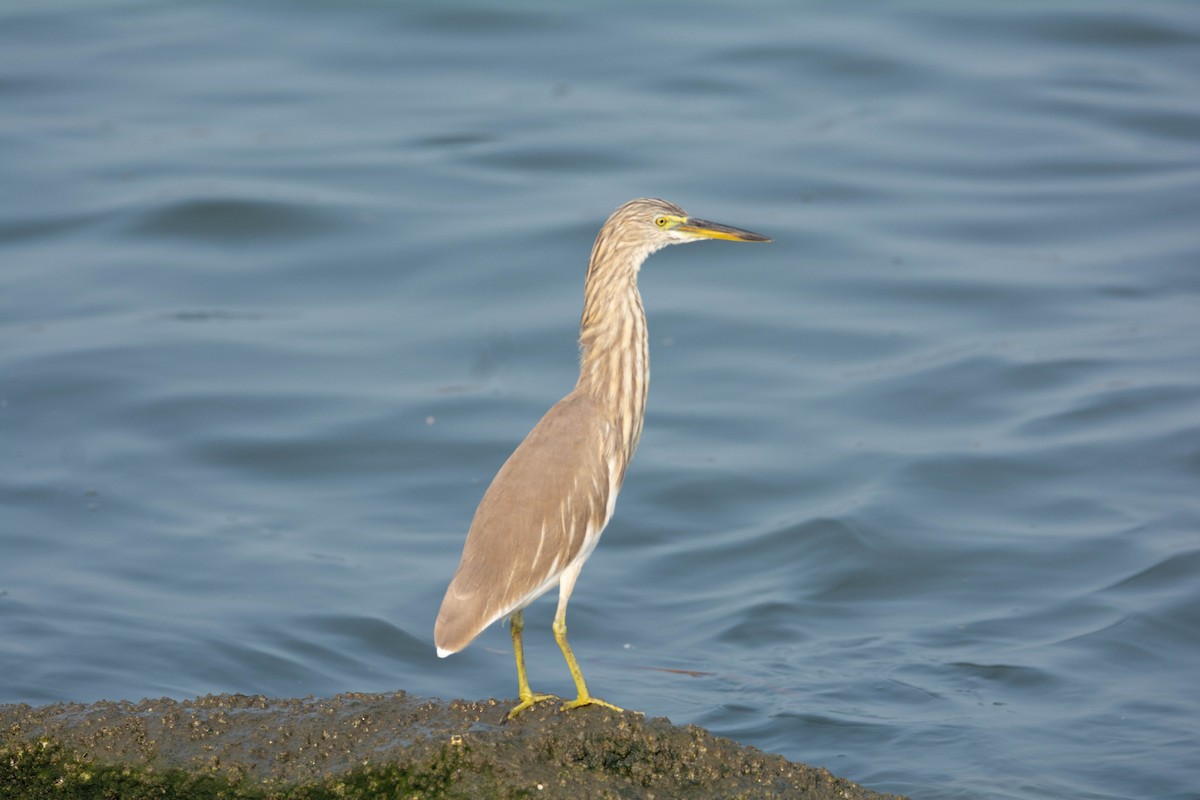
2 2 1198 798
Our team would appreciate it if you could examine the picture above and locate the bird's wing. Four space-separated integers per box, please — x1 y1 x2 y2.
434 391 618 654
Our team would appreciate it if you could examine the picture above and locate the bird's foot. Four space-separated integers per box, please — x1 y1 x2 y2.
560 694 637 714
506 692 558 721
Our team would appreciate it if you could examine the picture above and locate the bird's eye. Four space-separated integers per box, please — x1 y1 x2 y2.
654 216 669 228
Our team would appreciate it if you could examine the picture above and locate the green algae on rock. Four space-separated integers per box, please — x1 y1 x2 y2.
2 692 906 799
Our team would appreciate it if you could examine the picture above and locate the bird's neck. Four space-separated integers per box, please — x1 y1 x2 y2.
575 266 650 466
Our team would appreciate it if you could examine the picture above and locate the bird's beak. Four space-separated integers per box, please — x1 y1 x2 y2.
676 217 772 243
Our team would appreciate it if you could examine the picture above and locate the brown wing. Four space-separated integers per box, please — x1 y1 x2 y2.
434 390 616 655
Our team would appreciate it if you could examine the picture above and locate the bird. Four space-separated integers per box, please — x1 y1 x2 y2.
434 198 770 720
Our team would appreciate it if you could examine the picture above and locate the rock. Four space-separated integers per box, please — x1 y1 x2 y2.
1 692 906 799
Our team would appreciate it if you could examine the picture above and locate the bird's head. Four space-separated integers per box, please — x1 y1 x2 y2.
602 198 770 261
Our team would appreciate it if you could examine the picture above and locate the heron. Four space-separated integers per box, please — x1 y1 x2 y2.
434 198 770 719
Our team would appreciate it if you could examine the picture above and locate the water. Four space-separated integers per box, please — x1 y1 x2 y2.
2 2 1198 798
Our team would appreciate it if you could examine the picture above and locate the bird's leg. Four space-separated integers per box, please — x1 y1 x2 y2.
552 564 627 713
553 614 624 713
506 609 556 720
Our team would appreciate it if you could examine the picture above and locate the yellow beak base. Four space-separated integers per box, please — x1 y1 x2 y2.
676 218 771 243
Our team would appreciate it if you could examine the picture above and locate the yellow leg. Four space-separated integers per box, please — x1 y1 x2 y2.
551 563 627 713
506 610 556 720
553 613 625 713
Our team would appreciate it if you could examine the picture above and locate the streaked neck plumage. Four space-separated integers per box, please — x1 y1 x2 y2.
575 215 659 474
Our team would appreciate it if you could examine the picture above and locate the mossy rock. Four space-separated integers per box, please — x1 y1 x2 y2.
2 692 905 799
